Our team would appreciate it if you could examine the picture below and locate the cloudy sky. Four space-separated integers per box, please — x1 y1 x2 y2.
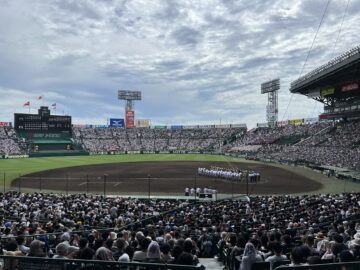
0 0 359 127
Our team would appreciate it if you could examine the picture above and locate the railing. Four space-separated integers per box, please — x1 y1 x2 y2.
274 261 360 270
220 255 360 270
0 255 206 270
293 124 334 146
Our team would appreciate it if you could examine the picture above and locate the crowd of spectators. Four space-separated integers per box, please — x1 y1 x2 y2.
2 119 360 172
1 191 360 269
255 145 360 171
0 127 27 156
227 122 332 148
73 127 245 154
227 120 360 172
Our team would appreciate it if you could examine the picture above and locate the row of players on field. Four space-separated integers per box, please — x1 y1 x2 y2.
184 187 217 197
197 166 261 182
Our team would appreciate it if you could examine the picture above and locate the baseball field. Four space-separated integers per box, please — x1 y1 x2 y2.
1 154 359 197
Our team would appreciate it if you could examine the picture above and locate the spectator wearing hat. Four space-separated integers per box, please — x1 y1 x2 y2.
348 232 360 259
60 232 79 256
53 243 69 259
95 246 114 261
146 241 161 263
239 242 263 270
289 246 307 266
27 240 46 257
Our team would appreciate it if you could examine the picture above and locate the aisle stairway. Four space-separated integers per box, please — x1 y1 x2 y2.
199 258 224 270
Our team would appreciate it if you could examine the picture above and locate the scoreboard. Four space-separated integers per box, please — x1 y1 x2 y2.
14 107 71 133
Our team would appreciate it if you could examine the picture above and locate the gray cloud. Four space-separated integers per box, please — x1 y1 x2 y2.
53 0 101 20
0 0 359 127
171 26 203 47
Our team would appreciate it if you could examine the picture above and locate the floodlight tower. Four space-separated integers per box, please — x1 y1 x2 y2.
118 90 142 128
261 79 280 128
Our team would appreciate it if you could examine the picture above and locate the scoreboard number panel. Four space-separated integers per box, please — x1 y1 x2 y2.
14 113 71 132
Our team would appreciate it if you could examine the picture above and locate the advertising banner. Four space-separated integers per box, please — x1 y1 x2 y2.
135 119 150 128
231 124 247 128
198 125 215 129
289 119 304 125
256 123 268 128
0 122 10 127
304 118 318 124
110 118 125 128
321 87 335 96
183 125 198 129
341 82 359 92
276 120 288 127
171 125 183 129
153 125 167 129
125 111 135 128
215 124 231 128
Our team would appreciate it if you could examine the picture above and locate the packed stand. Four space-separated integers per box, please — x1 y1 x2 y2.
73 127 245 154
0 127 27 156
227 122 331 149
227 120 360 172
1 192 360 269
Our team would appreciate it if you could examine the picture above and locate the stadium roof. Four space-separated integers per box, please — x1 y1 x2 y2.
290 45 360 94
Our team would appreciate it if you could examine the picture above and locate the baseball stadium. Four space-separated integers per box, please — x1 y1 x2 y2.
0 44 360 270
1 1 360 269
